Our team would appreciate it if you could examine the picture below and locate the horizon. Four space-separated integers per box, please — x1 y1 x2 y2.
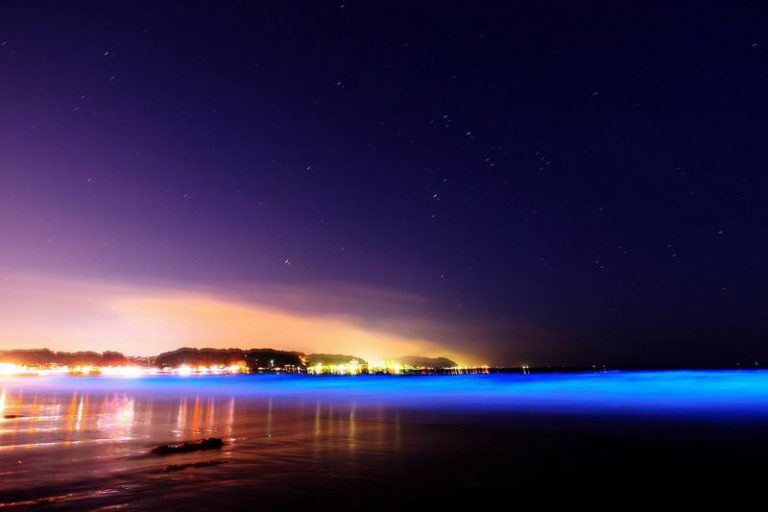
0 345 763 370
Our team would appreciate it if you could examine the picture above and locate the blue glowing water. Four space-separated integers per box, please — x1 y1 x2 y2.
2 371 767 508
4 370 768 419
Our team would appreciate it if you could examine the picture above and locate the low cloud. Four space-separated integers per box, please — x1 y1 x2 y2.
0 269 475 364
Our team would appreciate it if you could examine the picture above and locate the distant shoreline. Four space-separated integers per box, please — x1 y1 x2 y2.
0 347 761 376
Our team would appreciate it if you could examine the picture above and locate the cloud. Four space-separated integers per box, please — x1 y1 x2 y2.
0 268 474 363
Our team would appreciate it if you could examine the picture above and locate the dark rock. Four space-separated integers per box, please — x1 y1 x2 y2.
3 414 24 419
151 437 225 456
161 460 227 473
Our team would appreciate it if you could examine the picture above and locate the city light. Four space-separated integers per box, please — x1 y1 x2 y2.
307 360 364 375
0 363 23 375
0 359 479 378
0 363 249 378
161 363 249 376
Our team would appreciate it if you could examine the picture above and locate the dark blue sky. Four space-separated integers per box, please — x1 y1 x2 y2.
1 1 766 365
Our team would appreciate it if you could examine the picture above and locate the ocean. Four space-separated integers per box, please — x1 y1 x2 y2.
2 371 767 509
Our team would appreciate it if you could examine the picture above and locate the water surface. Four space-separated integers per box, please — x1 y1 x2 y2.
2 372 766 509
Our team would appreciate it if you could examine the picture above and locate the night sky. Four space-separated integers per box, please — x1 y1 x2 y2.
1 1 766 366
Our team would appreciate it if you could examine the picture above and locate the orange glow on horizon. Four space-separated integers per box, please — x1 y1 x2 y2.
0 270 472 365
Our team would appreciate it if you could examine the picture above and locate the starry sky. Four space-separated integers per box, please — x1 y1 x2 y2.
1 1 766 366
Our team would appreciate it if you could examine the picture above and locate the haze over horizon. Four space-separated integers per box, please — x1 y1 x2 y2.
0 268 477 364
1 2 766 366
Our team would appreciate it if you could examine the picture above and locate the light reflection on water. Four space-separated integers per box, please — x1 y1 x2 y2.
5 370 768 408
1 372 768 508
0 384 406 509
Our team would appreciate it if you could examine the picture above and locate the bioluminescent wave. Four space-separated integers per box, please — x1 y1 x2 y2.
4 371 768 419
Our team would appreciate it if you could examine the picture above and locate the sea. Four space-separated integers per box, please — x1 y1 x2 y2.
1 371 767 509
